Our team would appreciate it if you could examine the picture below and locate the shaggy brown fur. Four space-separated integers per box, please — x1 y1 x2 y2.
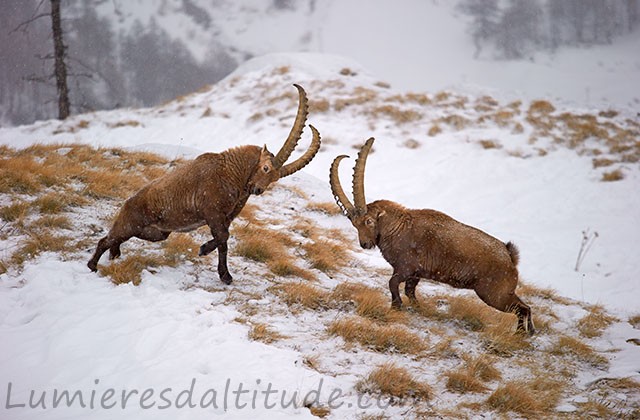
330 138 534 335
88 85 321 284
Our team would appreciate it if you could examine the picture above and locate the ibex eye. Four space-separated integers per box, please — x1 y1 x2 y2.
263 165 270 173
366 219 374 226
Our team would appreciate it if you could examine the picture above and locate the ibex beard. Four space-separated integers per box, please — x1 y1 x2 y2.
330 138 535 336
88 84 321 285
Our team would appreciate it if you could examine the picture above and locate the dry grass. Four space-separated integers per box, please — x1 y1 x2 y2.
438 115 470 130
162 233 201 266
99 253 164 285
486 372 565 416
550 335 609 369
427 124 442 137
302 239 348 274
81 168 148 199
356 363 431 401
577 305 617 338
10 231 71 266
328 316 426 354
528 100 556 114
32 192 70 214
305 201 342 216
271 282 331 310
331 282 407 324
445 370 488 394
478 139 502 150
482 317 533 357
308 405 331 418
248 323 286 344
0 201 30 222
368 105 422 124
30 214 72 230
629 314 640 329
592 157 616 168
601 169 624 182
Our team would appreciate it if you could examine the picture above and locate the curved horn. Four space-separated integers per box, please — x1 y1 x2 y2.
273 84 309 169
330 155 356 218
352 137 374 215
279 125 321 178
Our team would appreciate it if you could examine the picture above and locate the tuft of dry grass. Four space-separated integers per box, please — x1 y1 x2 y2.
592 157 616 168
162 233 201 266
577 305 617 338
305 202 342 216
528 100 556 114
271 282 331 310
445 370 488 394
550 335 608 369
308 405 331 418
99 253 164 285
629 314 640 329
0 201 30 222
478 139 502 150
486 381 542 415
328 316 425 354
356 363 431 401
302 239 348 274
427 124 442 137
31 214 72 230
248 323 286 344
32 192 70 214
482 317 533 357
332 283 407 324
368 105 422 124
601 168 624 182
11 231 71 266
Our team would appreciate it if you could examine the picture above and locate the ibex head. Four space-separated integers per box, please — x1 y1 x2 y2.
330 138 383 249
249 84 321 195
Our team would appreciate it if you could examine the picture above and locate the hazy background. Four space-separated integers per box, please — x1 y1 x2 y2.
1 0 639 126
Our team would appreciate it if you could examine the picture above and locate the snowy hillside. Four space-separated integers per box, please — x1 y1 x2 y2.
1 54 639 418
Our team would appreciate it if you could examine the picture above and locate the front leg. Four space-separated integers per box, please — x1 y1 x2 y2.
202 215 233 284
389 271 407 309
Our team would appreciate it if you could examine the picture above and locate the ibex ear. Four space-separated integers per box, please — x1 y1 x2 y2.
262 144 268 153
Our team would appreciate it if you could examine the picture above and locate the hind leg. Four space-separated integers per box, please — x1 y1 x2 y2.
474 277 535 336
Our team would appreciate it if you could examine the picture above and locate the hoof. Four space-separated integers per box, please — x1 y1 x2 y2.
87 261 98 272
391 300 403 310
219 272 233 285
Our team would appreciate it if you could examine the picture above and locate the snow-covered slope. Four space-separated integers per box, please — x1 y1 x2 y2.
1 54 639 418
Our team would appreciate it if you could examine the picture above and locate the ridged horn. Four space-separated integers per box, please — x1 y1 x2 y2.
352 137 374 216
279 125 321 178
329 155 356 219
273 84 309 169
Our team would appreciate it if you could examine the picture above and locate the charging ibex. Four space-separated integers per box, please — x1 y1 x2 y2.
88 84 321 284
330 138 534 335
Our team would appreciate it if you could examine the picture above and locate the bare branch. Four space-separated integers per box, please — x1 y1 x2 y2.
10 13 51 35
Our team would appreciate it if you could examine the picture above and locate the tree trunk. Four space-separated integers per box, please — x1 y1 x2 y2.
50 0 70 120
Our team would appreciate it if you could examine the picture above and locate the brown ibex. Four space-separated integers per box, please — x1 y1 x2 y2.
330 138 534 335
88 84 321 284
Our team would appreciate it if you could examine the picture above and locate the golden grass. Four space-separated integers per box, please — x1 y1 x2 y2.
482 317 533 357
30 214 72 230
629 314 640 329
464 354 502 382
328 316 426 354
99 253 164 285
248 323 286 344
368 105 422 124
305 201 342 216
82 168 148 199
302 239 348 274
427 124 442 137
445 370 488 394
0 201 30 222
550 335 608 368
486 378 561 416
162 233 201 266
577 305 617 338
438 115 470 130
309 98 330 113
270 282 331 310
11 231 71 266
308 405 331 418
356 363 431 401
528 100 556 114
331 283 407 324
478 139 502 150
592 157 616 168
601 168 624 182
31 192 69 214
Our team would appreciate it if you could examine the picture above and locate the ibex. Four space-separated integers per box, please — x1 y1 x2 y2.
88 84 321 285
330 138 534 335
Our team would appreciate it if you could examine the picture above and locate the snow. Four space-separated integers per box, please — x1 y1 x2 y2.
0 52 638 418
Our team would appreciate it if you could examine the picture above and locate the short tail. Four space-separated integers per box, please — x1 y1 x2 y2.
505 241 520 266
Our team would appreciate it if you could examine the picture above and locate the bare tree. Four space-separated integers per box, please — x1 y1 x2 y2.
50 0 69 119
